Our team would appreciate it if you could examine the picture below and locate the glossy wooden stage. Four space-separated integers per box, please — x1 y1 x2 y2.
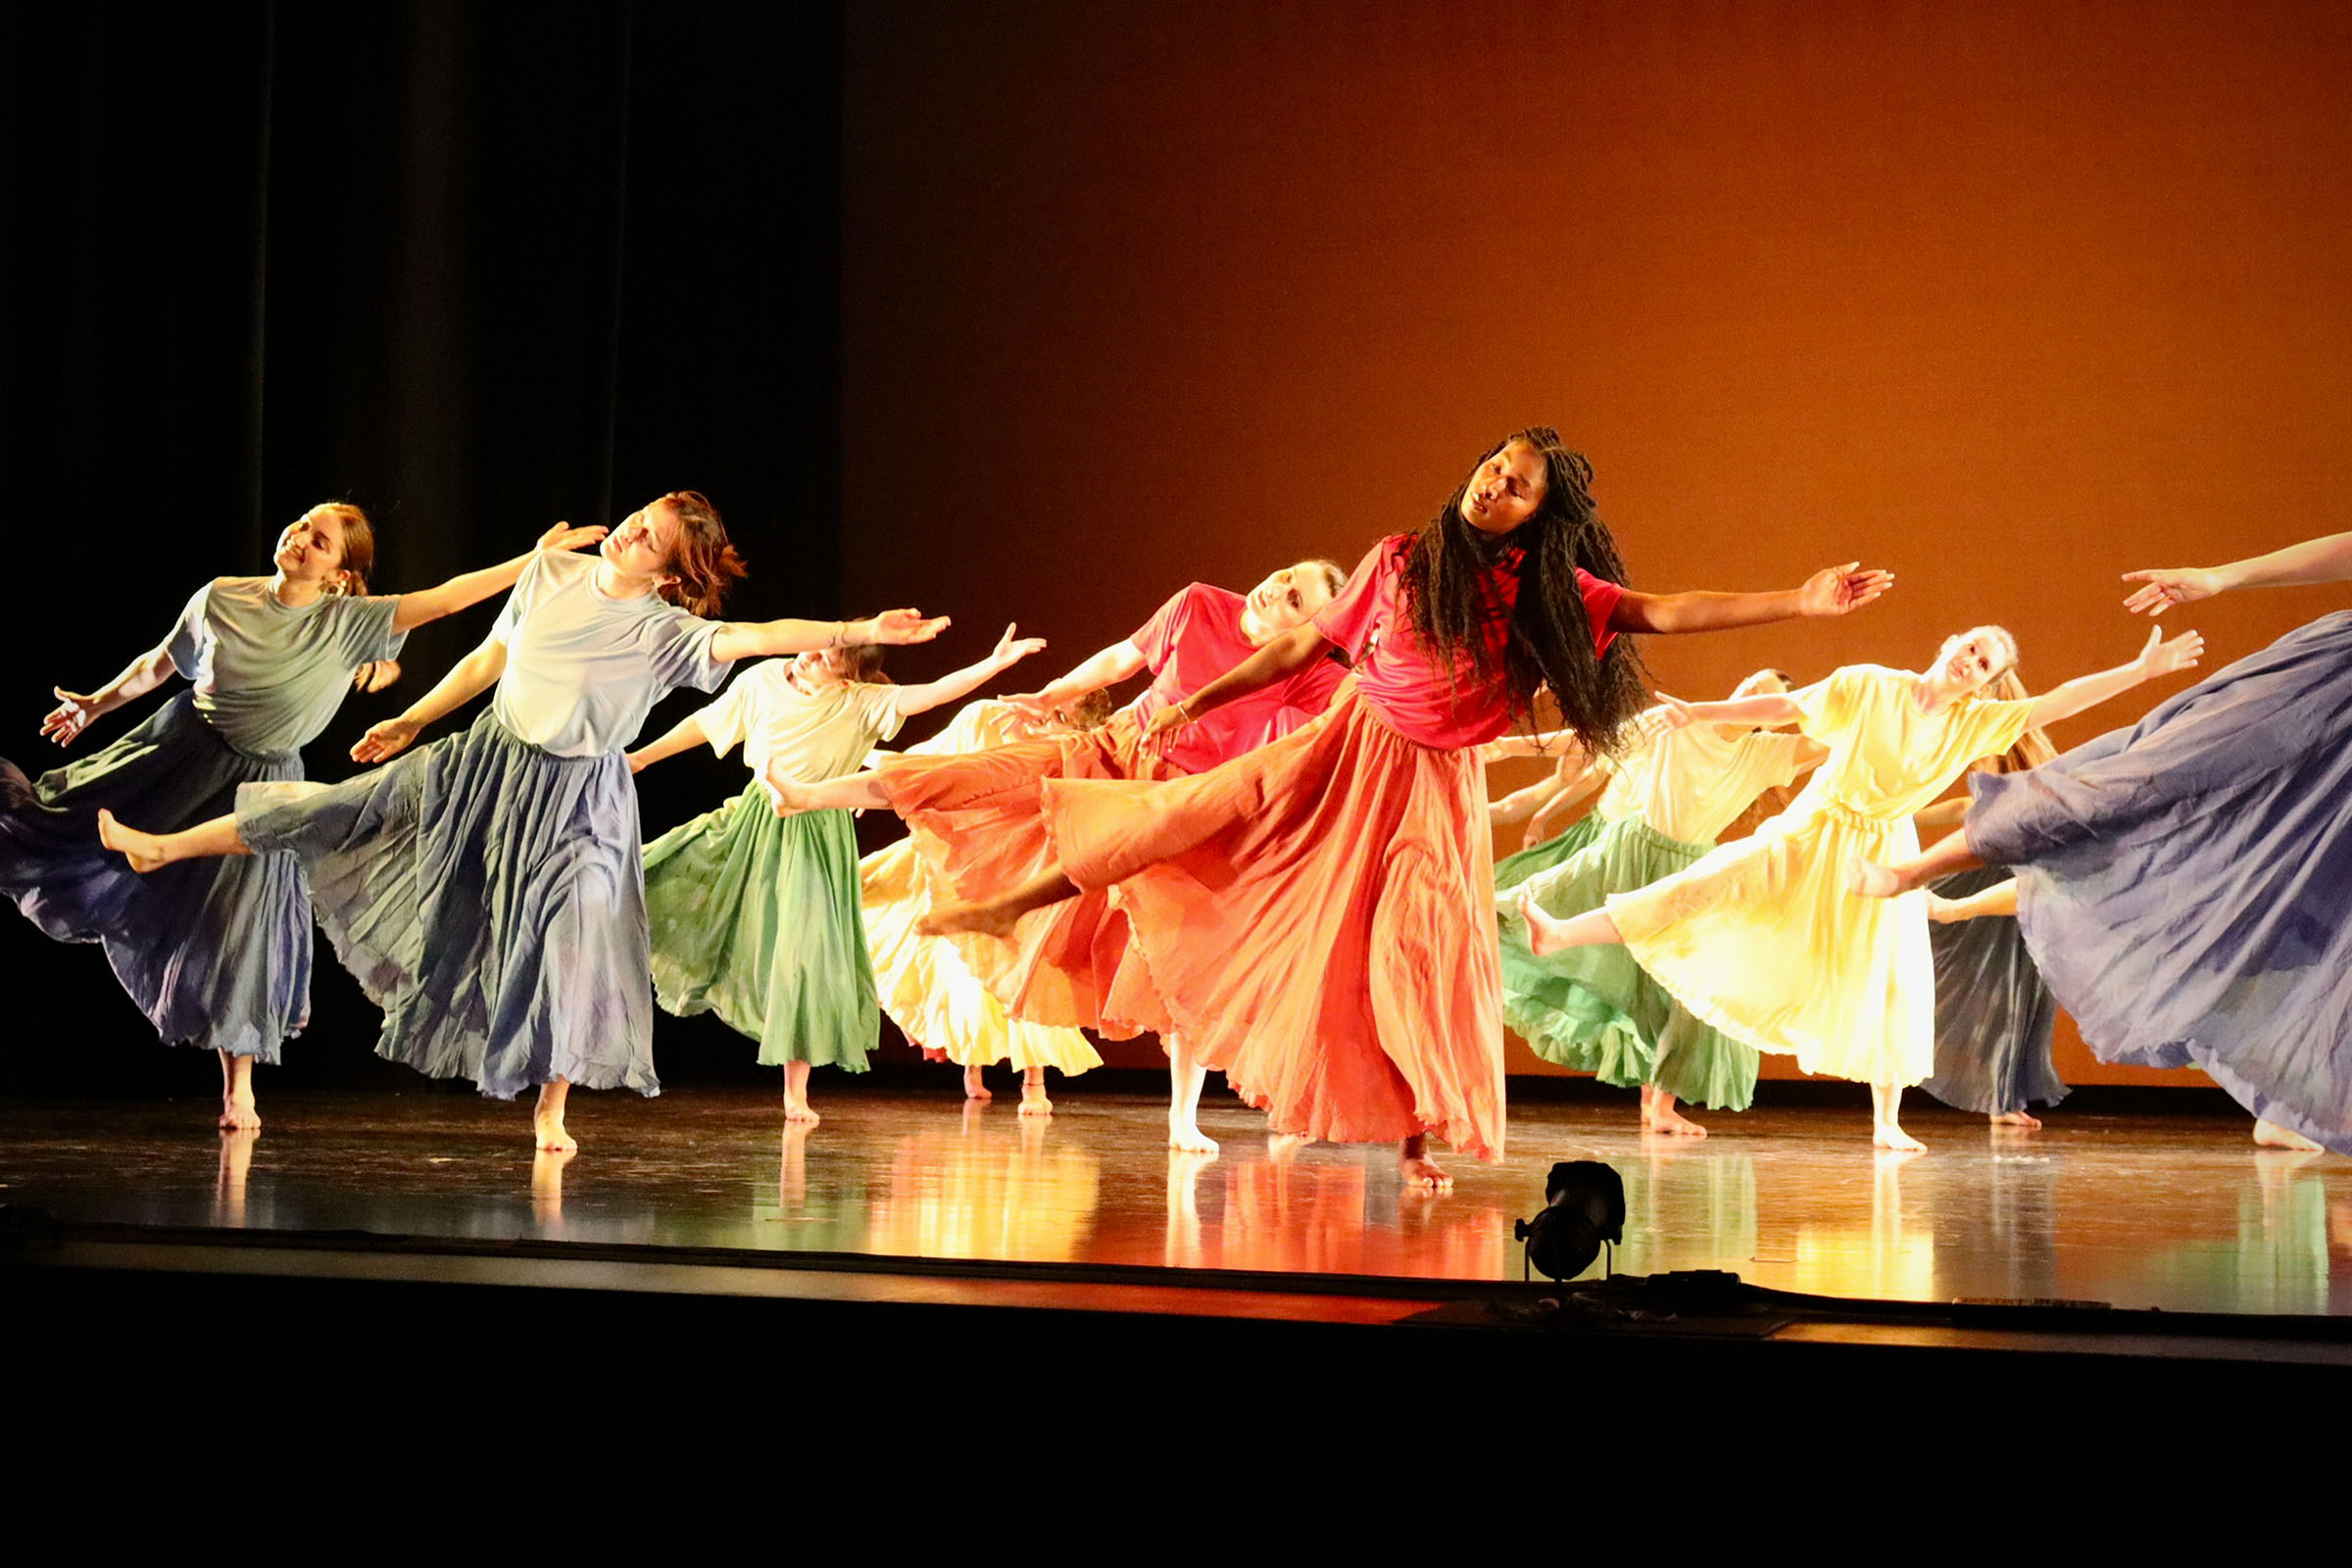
4 1082 2348 1318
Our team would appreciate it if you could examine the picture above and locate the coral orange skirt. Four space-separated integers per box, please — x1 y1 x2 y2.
1039 686 1505 1160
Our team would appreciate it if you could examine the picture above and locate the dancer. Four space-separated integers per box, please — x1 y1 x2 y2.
1489 742 1604 870
1498 670 1823 1136
96 492 948 1151
858 694 1112 1117
925 427 1896 1187
1521 622 2203 1151
1909 693 2066 1128
1856 528 2352 1154
627 623 1046 1124
2 505 607 1129
767 557 1351 1155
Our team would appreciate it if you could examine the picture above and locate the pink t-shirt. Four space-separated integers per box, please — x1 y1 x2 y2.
1130 582 1348 774
1313 534 1624 750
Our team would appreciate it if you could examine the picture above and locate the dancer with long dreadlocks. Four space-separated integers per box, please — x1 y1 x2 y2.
1855 528 2352 1154
923 427 1894 1187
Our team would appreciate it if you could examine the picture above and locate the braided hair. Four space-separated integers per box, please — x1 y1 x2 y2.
1398 427 1650 753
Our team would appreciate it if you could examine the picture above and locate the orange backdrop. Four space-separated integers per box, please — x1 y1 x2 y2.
840 0 2352 1086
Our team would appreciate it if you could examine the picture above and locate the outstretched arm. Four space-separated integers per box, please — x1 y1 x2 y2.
387 522 608 633
1003 639 1149 721
710 609 951 665
894 623 1049 717
2124 530 2352 614
626 714 708 775
41 644 178 747
1138 623 1333 744
352 633 508 762
1645 692 1805 732
2024 626 2203 729
1609 562 1893 635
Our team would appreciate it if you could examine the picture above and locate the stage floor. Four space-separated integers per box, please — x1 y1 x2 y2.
2 1085 2346 1317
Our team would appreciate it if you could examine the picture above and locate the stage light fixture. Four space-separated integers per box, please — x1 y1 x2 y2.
1514 1159 1625 1283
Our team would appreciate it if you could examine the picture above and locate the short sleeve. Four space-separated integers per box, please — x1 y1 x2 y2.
163 584 211 673
697 670 755 759
845 681 907 745
1129 585 1198 670
1788 667 1862 743
489 555 548 646
331 593 408 665
646 605 729 696
1312 539 1401 660
1574 568 1624 657
1951 696 2036 770
1736 729 1810 790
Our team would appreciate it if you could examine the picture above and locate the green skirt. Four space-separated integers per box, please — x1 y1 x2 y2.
644 783 877 1069
1492 811 1604 895
1496 814 1761 1111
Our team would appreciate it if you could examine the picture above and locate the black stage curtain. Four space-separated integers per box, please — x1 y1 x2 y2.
0 2 844 1089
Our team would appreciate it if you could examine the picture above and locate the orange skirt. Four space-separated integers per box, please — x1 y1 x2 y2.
1039 687 1506 1160
874 710 1175 1038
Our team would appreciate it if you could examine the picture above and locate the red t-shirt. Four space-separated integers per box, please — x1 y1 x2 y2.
1129 583 1348 774
1312 534 1623 749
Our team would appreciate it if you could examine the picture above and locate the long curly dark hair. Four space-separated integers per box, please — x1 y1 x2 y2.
1399 427 1650 752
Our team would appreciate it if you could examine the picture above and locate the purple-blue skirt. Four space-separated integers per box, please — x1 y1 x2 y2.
0 694 308 1060
1967 609 2352 1152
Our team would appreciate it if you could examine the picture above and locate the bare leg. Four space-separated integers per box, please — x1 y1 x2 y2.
533 1077 577 1152
1851 826 1986 900
1644 1089 1708 1138
1166 1034 1217 1153
98 808 251 873
217 1050 262 1131
783 1060 820 1124
1018 1064 1054 1117
1398 1131 1451 1191
1872 1082 1925 1152
2254 1118 2324 1152
1990 1109 2043 1129
1516 889 1623 957
921 866 1078 939
961 1063 993 1102
764 767 890 815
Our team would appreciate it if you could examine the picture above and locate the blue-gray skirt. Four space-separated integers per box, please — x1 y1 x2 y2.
1 693 308 1060
237 709 658 1099
1968 609 2352 1151
1922 865 2065 1116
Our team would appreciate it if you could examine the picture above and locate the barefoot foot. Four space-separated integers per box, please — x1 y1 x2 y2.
1645 1102 1709 1138
218 1093 262 1132
1516 888 1570 957
1873 1123 1925 1152
784 1097 822 1125
1990 1109 2042 1130
1266 1131 1312 1164
1018 1089 1054 1118
96 809 170 874
1398 1152 1453 1191
1167 1112 1219 1155
533 1112 577 1152
962 1064 993 1102
2255 1118 2324 1152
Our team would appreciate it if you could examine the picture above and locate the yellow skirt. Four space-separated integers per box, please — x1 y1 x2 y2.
1608 803 1933 1086
859 836 1102 1074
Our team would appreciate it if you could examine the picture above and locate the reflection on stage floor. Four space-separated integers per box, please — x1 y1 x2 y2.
3 1086 2346 1317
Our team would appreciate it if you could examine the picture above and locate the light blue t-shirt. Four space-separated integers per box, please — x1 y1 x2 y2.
490 550 729 757
166 577 408 759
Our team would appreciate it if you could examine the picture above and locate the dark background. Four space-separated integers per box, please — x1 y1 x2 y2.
0 1 854 1094
9 1 2352 1096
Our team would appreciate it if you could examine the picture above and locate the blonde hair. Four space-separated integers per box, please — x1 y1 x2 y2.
1971 668 2058 772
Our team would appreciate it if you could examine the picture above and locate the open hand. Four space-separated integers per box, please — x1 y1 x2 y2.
1635 694 1697 739
40 689 106 748
862 609 952 647
537 520 609 553
1797 562 1895 616
1000 690 1058 722
352 715 422 763
2121 565 2224 616
2133 623 2204 679
992 622 1048 668
352 659 403 694
1141 703 1190 754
